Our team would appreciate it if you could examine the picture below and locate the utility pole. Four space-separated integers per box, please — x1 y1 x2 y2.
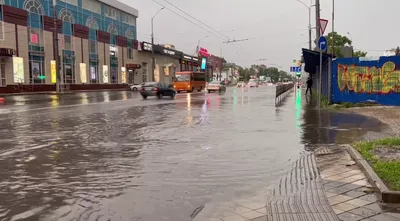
53 0 60 93
315 0 321 44
308 7 312 50
331 0 335 56
151 7 164 82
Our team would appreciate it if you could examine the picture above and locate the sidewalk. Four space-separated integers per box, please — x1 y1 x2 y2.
193 152 339 221
193 145 400 221
316 145 400 221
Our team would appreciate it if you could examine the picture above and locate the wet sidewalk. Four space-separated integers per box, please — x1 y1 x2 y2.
193 152 339 221
316 146 400 221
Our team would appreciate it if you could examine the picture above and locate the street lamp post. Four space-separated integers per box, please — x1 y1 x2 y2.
151 7 164 82
295 0 313 50
197 35 209 52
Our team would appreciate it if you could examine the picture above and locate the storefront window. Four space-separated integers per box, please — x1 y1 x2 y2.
89 40 97 54
29 28 43 46
110 67 118 83
64 35 73 50
90 65 98 83
128 48 133 59
63 61 75 84
29 57 45 84
0 60 5 86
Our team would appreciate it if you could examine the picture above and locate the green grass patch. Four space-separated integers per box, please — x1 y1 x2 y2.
354 137 400 191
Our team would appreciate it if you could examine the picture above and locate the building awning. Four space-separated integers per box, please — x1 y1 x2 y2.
302 48 333 74
164 63 177 68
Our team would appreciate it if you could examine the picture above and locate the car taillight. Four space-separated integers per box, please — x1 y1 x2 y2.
141 88 145 91
154 87 158 91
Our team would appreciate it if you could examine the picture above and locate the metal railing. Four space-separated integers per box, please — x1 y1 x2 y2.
275 83 294 106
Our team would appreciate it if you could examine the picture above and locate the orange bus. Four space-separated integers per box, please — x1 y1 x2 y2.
173 71 206 93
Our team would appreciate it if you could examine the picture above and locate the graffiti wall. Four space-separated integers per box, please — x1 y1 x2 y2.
332 56 400 105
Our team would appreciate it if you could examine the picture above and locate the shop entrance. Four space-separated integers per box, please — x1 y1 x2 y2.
126 64 141 84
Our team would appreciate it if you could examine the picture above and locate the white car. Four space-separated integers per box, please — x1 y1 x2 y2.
130 83 145 91
248 79 259 88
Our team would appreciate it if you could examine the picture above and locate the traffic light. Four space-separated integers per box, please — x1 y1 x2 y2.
296 72 301 77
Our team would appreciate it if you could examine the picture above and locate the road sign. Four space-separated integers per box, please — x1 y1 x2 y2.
319 19 329 35
290 66 301 72
318 36 327 51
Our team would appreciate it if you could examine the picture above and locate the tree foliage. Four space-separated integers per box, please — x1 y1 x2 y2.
326 32 367 58
353 50 368 58
238 65 293 82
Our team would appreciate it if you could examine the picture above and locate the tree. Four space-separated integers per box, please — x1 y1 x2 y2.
353 50 367 58
396 47 400 56
326 32 352 58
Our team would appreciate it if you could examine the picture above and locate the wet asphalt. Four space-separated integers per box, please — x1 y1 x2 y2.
0 87 385 221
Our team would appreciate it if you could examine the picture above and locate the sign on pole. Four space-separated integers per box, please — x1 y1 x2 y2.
318 36 327 52
290 66 301 72
319 19 329 35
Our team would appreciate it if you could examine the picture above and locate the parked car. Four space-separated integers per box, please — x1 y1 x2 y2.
248 79 259 88
237 81 246 87
140 82 176 99
130 83 145 91
207 81 227 93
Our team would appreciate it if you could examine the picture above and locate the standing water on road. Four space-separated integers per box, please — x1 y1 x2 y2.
0 88 383 221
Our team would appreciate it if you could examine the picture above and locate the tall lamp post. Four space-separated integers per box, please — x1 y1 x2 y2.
151 7 164 82
196 36 209 53
296 0 313 50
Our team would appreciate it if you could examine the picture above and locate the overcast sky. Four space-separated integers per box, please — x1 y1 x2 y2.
121 0 399 72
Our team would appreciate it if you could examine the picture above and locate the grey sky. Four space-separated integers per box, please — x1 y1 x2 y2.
122 0 399 72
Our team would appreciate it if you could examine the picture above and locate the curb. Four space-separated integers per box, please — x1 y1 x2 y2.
345 144 400 203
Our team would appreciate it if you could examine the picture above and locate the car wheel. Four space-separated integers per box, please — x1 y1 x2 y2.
142 95 147 99
133 87 137 91
177 91 181 93
157 93 163 99
197 87 202 92
208 90 211 93
171 92 176 99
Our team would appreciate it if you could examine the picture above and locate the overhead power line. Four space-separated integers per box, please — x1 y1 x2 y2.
160 0 229 41
151 0 252 55
151 0 226 41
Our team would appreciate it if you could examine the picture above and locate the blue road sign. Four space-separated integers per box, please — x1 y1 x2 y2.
290 66 301 72
318 36 327 51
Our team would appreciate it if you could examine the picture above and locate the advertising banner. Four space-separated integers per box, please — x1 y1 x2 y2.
80 63 87 83
50 60 56 83
90 66 96 80
102 65 109 83
121 67 127 83
154 64 160 82
13 57 24 83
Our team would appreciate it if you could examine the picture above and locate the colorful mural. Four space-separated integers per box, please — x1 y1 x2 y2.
332 56 400 105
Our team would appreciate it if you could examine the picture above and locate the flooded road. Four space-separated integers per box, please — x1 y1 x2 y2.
0 88 384 221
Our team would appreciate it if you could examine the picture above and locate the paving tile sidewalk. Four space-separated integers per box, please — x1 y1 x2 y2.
194 153 340 221
315 146 400 221
194 146 400 221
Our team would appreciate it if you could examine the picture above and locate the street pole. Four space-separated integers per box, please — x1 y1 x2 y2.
53 0 60 93
318 42 323 109
315 0 321 43
151 17 155 82
331 0 335 56
295 0 312 50
151 7 164 82
308 7 312 50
